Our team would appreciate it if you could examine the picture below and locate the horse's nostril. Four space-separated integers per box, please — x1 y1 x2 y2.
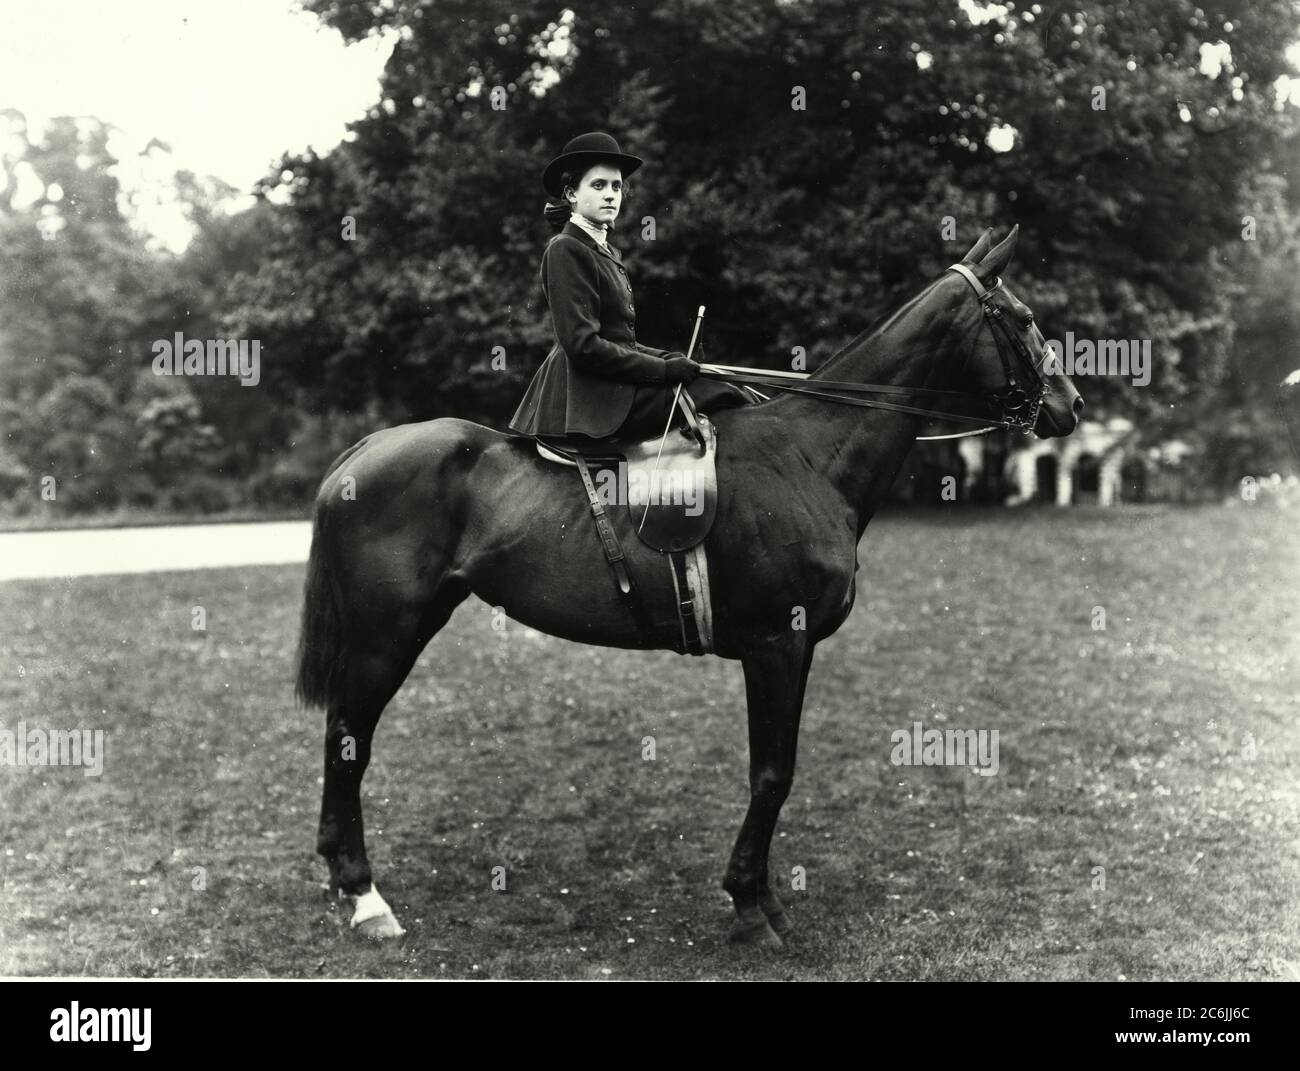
1073 396 1085 415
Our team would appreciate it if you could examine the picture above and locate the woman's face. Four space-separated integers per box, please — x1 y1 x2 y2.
567 163 623 226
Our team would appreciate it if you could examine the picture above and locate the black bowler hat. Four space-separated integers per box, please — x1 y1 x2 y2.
541 131 643 199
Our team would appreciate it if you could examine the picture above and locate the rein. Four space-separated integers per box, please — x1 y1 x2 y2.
698 264 1048 441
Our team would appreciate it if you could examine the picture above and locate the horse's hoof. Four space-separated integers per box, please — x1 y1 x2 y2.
759 893 793 936
349 886 405 940
728 913 784 948
354 911 406 940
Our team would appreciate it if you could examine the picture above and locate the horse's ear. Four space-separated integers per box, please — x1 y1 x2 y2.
960 228 994 265
975 224 1019 281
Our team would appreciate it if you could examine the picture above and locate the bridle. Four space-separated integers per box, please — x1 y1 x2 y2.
943 263 1047 437
697 263 1051 440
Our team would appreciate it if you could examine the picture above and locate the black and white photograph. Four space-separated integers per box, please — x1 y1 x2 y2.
0 0 1297 1029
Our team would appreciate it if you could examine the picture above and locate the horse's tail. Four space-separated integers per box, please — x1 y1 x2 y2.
295 497 347 711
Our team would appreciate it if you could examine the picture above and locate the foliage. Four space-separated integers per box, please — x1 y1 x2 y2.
228 0 1300 445
3 2 1300 516
0 115 294 515
135 391 222 484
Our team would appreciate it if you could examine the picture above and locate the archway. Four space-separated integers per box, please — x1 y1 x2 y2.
1120 455 1148 503
1034 453 1058 503
1074 453 1100 505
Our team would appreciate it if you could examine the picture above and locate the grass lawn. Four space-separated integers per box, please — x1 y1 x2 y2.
0 504 1296 980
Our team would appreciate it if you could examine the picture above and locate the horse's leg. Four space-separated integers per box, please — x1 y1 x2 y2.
318 581 468 939
723 639 812 948
755 644 813 936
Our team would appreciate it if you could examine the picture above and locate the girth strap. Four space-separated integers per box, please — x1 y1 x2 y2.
668 550 705 656
573 454 655 633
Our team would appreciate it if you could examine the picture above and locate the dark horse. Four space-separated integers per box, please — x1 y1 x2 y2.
296 227 1082 945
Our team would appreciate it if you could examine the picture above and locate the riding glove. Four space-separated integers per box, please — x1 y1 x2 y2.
663 355 702 385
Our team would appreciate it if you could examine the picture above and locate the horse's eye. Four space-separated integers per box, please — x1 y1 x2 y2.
1022 313 1034 328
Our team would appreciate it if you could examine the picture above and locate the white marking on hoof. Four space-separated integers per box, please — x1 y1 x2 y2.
350 886 405 937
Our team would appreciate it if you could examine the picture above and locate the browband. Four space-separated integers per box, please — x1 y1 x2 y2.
946 263 1000 300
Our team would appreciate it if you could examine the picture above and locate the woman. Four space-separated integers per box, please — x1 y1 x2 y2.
508 131 749 443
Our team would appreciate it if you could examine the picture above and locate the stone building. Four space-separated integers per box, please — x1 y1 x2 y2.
893 415 1201 506
992 416 1134 505
955 416 1154 506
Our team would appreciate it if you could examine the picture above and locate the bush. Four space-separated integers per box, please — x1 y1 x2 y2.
160 474 239 514
247 464 321 510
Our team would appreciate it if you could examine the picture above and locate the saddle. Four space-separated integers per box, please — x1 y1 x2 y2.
536 416 717 553
532 391 718 654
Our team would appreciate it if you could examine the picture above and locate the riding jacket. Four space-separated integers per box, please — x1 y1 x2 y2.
508 219 674 439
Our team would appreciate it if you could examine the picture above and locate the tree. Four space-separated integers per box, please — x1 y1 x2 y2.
0 111 291 511
226 0 1300 447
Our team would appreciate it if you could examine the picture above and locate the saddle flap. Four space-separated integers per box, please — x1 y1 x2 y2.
621 417 717 553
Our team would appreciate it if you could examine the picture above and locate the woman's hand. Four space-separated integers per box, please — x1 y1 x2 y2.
662 354 702 385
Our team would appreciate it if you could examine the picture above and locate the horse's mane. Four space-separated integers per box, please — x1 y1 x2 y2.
718 269 982 408
812 277 943 380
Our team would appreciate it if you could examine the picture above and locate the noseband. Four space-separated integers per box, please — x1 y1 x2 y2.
697 263 1051 438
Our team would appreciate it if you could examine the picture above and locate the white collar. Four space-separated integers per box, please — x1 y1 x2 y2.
569 211 609 248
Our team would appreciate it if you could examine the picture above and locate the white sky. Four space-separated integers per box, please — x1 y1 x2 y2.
0 0 395 249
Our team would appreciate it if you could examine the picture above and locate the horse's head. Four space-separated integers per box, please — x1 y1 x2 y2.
947 227 1082 439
